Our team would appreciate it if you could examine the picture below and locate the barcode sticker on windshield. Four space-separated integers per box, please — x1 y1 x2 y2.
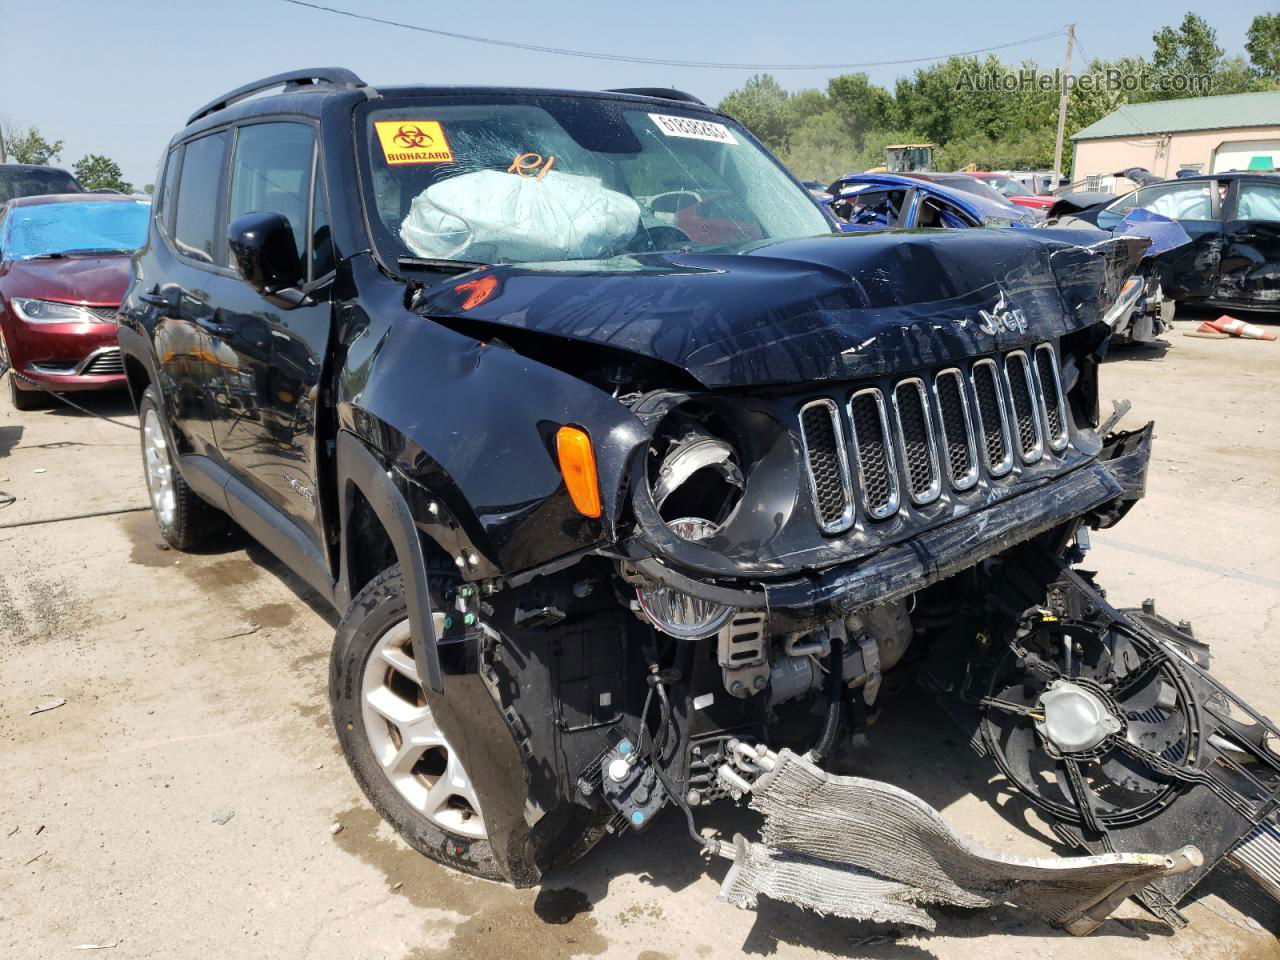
649 113 738 145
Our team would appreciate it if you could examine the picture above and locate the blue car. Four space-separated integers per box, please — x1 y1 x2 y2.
824 172 1037 231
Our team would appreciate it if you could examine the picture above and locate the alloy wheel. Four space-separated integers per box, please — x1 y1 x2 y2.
142 408 177 528
360 618 487 839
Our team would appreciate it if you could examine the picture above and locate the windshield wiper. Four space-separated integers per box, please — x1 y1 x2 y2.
25 252 68 260
397 256 487 277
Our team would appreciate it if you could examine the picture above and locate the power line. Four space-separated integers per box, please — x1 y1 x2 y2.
279 0 1066 72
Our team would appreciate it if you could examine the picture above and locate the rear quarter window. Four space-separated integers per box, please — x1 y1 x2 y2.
172 131 229 264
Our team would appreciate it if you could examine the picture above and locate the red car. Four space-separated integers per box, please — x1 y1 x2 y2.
0 194 148 410
967 172 1057 213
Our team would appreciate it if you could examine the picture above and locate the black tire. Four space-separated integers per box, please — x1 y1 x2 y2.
138 385 227 549
330 564 610 882
7 372 49 411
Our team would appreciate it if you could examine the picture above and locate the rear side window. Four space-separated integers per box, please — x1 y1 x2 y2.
154 147 181 233
173 131 229 264
1237 181 1280 222
227 121 315 266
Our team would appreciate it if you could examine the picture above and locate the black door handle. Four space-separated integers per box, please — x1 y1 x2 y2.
198 317 237 339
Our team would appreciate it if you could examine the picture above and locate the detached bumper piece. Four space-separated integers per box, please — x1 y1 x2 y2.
715 747 1199 934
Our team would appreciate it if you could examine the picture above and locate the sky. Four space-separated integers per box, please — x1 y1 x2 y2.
1 0 1273 187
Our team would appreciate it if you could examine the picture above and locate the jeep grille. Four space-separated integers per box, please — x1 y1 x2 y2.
797 343 1069 530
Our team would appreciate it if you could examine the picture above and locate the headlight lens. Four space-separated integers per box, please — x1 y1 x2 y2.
10 297 106 325
635 516 737 640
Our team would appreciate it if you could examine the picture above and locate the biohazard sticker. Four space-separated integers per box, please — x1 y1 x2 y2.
649 113 738 145
374 121 455 165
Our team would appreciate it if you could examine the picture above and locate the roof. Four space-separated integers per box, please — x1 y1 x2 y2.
1071 90 1280 141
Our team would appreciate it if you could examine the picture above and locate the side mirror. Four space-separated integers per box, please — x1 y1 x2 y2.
228 212 304 302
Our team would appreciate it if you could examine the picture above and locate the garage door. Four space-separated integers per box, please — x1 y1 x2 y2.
1212 138 1279 173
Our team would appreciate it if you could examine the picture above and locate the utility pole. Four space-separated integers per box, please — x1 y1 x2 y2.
0 125 6 164
1051 24 1076 190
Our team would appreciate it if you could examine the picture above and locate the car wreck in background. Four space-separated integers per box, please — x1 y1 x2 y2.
120 69 1280 940
824 171 1037 230
1050 172 1280 314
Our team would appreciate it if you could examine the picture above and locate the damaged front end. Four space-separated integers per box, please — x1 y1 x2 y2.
406 226 1280 934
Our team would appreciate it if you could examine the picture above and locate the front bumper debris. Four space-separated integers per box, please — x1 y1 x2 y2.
632 424 1152 617
715 746 1201 934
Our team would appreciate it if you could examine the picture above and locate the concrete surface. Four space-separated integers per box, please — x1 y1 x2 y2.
2 310 1278 960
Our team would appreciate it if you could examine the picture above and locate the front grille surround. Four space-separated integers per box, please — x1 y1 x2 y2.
1033 343 1069 452
798 398 855 534
891 378 942 506
1003 350 1044 464
970 358 1014 478
847 387 901 520
932 368 979 491
795 342 1072 534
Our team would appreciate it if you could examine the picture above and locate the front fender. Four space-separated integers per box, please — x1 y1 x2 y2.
337 270 649 580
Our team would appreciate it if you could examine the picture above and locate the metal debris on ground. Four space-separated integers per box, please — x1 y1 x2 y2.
29 698 66 716
717 747 1199 934
211 810 235 825
72 941 120 950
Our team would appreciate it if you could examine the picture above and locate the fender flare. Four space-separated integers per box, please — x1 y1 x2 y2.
335 429 444 692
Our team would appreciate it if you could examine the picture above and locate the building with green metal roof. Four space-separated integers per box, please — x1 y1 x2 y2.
1070 90 1279 188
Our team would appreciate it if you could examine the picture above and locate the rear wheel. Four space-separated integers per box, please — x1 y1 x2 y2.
138 385 227 549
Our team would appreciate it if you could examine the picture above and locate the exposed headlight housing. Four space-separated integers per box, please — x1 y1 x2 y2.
635 516 737 640
10 297 108 325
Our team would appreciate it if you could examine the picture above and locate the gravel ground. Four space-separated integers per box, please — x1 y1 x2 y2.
2 310 1278 960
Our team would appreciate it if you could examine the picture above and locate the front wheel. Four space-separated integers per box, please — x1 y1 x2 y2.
330 563 611 882
330 565 504 879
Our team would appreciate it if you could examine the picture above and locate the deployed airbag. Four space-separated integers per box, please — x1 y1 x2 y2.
400 169 641 262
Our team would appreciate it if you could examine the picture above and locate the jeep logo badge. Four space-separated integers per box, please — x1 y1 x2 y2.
977 293 1027 335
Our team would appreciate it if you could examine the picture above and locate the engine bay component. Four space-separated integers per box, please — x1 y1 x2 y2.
599 738 669 831
715 746 1200 934
1035 680 1124 754
717 611 770 697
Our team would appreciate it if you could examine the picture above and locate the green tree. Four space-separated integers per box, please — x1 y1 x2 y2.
718 74 792 150
1150 13 1224 96
73 154 133 193
4 125 63 165
1246 13 1280 82
826 72 893 147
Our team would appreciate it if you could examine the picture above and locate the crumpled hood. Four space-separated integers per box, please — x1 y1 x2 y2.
416 228 1147 388
0 255 132 306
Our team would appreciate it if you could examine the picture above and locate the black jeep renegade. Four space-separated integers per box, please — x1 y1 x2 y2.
119 68 1280 930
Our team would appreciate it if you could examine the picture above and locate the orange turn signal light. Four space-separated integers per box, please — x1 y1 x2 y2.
556 426 602 518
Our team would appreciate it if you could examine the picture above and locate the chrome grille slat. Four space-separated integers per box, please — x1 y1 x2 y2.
1003 351 1044 463
798 399 854 534
892 378 941 505
933 369 979 491
971 359 1014 477
848 388 899 520
1033 343 1069 452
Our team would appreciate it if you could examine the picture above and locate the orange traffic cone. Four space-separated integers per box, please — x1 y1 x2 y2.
1208 314 1277 341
